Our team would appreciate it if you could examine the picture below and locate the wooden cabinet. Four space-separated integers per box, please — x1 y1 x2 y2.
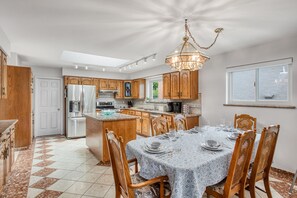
132 79 145 99
81 77 94 85
100 79 117 90
115 81 124 99
141 112 151 136
64 76 81 85
93 78 100 98
163 73 171 99
167 71 198 100
0 51 8 99
135 111 142 133
170 72 180 99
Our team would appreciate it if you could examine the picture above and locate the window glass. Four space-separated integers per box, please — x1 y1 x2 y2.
231 70 256 101
258 65 288 101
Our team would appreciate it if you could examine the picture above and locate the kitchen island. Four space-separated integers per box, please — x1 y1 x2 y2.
85 113 138 163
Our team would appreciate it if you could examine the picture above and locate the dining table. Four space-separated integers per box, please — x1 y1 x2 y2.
126 127 260 198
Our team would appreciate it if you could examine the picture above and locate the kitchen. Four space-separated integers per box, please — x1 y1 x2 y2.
0 0 297 197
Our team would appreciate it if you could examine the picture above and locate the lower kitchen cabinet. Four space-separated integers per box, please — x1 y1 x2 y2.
186 116 199 129
135 111 142 133
141 113 151 136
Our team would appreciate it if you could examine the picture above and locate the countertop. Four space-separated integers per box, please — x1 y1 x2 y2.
0 120 18 135
85 113 139 121
119 108 201 118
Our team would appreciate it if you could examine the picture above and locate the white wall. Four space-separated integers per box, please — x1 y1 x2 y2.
63 68 129 79
199 35 297 173
129 64 171 79
0 27 10 55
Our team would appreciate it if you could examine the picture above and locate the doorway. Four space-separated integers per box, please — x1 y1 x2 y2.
34 78 62 137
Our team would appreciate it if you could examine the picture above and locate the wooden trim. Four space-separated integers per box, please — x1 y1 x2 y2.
223 104 296 109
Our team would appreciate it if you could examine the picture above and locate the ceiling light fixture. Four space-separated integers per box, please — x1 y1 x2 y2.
152 54 156 61
75 65 78 69
102 68 106 72
144 58 147 64
85 66 88 70
118 53 156 71
165 19 223 71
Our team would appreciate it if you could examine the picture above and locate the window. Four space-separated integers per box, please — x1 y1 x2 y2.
146 76 163 100
227 58 292 106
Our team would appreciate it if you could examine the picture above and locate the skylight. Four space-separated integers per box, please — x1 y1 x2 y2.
61 51 129 67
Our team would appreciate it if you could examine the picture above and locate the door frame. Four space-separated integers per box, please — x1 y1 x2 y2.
34 77 64 138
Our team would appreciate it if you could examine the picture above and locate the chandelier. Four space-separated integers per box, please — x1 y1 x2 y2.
165 19 223 71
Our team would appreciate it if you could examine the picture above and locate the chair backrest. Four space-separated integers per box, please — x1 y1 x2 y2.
151 116 169 136
224 130 256 196
174 116 188 131
105 129 133 198
234 114 257 131
250 125 280 181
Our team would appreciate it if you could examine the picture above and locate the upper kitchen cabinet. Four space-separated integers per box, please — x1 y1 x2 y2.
115 80 124 99
0 50 8 99
170 72 180 99
100 79 117 90
163 73 171 99
168 70 198 99
64 76 81 85
132 79 145 99
80 77 94 85
93 78 100 98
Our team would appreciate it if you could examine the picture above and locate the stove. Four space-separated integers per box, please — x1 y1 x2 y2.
96 102 115 109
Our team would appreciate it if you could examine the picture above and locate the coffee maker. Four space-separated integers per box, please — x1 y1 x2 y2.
172 102 182 113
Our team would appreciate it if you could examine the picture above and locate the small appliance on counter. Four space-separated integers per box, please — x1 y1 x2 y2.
166 102 173 112
127 101 133 108
172 102 182 113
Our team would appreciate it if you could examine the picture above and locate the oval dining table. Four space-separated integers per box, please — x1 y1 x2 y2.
126 127 260 198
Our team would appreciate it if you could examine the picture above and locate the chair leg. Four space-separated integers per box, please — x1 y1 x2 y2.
249 183 256 198
239 188 245 198
289 169 297 194
263 176 272 198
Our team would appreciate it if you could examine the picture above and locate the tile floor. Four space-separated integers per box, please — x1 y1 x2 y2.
1 135 296 198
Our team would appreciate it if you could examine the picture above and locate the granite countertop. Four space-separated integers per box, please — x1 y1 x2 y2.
120 108 201 117
84 113 139 121
0 120 18 135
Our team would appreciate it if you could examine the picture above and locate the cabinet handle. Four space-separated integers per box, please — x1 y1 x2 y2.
181 91 182 96
2 87 5 95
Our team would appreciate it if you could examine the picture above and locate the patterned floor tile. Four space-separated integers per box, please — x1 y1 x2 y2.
36 149 53 154
32 168 57 177
34 154 54 160
30 177 59 189
35 190 63 198
27 188 45 198
34 160 55 167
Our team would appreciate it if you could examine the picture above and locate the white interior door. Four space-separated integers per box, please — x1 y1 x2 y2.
35 78 62 136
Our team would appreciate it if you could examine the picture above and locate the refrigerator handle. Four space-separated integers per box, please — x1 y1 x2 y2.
81 88 84 114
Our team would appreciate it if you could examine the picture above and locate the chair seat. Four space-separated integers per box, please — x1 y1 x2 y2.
207 179 226 195
131 173 171 198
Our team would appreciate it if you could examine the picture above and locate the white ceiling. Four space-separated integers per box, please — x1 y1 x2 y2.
0 0 297 73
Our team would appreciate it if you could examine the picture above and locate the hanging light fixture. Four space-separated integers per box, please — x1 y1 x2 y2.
165 19 223 71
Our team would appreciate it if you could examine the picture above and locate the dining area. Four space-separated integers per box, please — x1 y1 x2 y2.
105 114 281 198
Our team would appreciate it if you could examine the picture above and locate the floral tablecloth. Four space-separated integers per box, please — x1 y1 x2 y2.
126 128 260 198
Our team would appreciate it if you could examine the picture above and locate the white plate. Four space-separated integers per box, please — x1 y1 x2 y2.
143 145 167 154
201 143 223 151
227 135 237 140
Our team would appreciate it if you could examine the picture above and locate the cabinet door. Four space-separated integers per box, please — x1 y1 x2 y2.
93 78 100 98
0 52 2 99
180 71 191 99
66 77 81 85
115 80 123 99
1 52 7 99
186 116 199 129
163 73 171 99
141 117 151 136
133 80 140 99
138 79 145 99
170 72 180 99
135 111 142 133
100 79 109 90
108 80 117 90
81 77 94 85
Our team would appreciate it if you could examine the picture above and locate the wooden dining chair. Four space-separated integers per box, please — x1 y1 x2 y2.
205 130 256 198
174 115 188 131
246 125 280 198
151 116 170 136
105 129 171 198
234 114 257 131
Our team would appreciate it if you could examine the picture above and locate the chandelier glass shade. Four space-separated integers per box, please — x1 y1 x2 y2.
165 19 223 71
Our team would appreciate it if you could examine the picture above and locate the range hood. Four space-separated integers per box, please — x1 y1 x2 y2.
99 89 118 93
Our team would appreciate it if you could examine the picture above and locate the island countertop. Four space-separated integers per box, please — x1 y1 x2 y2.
0 120 18 135
84 113 139 121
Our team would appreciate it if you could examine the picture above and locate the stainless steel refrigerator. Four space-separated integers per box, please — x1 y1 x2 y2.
66 85 96 138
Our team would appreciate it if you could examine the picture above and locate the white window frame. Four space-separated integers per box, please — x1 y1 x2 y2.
146 75 163 100
226 58 293 106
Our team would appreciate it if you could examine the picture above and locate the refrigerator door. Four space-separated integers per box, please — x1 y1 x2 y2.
67 85 83 118
82 85 96 114
67 117 86 138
